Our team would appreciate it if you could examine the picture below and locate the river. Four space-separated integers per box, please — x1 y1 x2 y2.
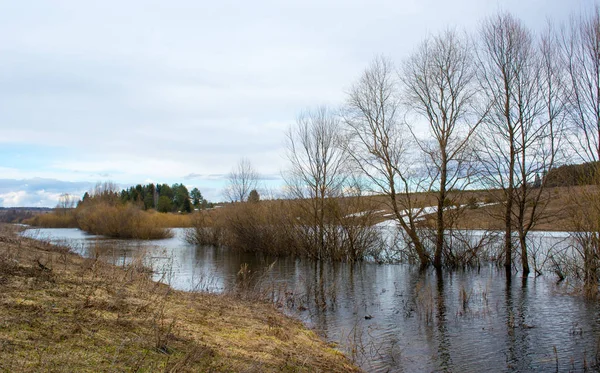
21 227 600 372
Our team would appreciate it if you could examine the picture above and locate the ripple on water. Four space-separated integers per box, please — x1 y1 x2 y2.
22 227 600 372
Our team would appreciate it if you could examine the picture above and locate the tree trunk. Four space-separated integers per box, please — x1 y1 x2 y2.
504 81 515 275
434 157 447 270
519 233 530 276
389 188 429 269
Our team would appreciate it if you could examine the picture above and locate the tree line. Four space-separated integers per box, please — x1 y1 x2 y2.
81 183 212 213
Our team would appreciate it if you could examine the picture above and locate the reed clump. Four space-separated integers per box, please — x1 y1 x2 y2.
185 210 224 246
221 200 301 256
187 201 300 255
76 201 172 239
188 197 383 262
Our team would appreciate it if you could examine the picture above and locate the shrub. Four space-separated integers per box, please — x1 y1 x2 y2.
76 202 172 239
193 198 382 262
185 212 223 247
220 201 300 256
157 196 173 213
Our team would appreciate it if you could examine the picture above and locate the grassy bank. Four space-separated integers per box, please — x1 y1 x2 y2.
0 224 359 372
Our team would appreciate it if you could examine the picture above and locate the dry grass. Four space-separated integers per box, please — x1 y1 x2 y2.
366 187 575 231
192 186 578 233
0 224 359 373
23 212 78 228
147 210 194 228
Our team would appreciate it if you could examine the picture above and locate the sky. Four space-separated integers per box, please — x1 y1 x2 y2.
0 0 594 207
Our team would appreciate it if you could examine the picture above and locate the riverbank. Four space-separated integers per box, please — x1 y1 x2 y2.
24 185 583 234
0 224 359 372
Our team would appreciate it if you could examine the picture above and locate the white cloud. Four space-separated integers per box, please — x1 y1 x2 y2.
0 0 589 206
0 191 28 207
0 190 64 207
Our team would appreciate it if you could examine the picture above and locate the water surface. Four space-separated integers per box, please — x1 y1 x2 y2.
22 227 600 372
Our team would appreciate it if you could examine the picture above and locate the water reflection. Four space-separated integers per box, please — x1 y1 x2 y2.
435 270 451 372
21 228 600 372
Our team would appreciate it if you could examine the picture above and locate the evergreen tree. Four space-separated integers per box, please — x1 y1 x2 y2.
157 195 173 213
248 189 260 203
143 194 154 210
172 183 190 211
190 187 203 208
158 184 174 200
182 197 192 213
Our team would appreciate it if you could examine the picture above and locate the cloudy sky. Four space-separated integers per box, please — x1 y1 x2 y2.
0 0 593 206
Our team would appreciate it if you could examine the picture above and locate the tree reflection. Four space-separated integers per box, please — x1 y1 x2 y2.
435 269 452 371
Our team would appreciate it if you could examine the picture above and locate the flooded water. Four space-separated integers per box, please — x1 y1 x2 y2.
22 227 600 372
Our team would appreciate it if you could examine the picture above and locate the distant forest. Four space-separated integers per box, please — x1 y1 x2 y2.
543 162 600 187
95 183 213 213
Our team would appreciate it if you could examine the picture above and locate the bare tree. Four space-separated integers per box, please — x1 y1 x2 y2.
224 158 258 203
56 193 76 215
401 30 480 270
560 7 600 292
512 23 566 275
562 6 600 163
344 56 430 268
86 181 121 205
476 13 563 276
285 106 348 260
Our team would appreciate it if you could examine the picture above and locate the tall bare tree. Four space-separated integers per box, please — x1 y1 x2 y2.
401 30 480 270
344 56 430 268
560 7 600 291
224 158 258 203
562 6 600 163
285 106 348 260
512 23 566 276
476 13 563 276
